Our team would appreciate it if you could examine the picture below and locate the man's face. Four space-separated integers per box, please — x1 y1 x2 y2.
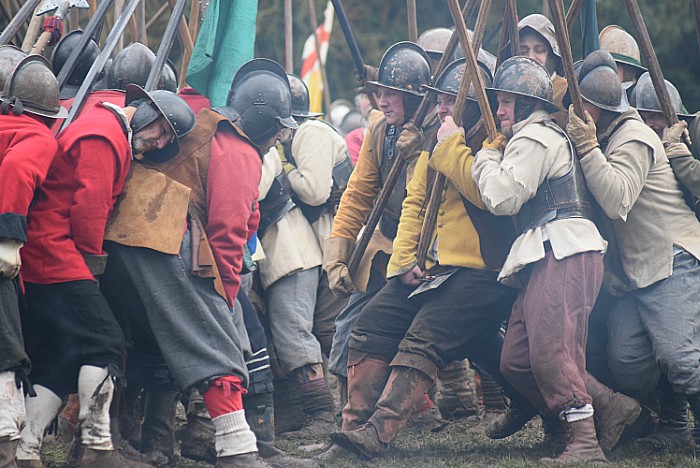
583 101 602 124
132 115 174 155
496 92 517 138
639 111 667 137
616 63 638 86
436 93 456 124
520 31 557 76
376 87 405 126
259 125 284 153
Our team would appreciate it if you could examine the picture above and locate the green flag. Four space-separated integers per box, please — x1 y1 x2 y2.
186 0 258 107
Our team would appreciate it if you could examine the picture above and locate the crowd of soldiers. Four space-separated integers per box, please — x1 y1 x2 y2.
2 9 700 468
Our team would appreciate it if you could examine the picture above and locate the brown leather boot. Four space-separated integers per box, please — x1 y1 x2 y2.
75 446 155 468
540 417 608 464
484 394 538 439
332 367 433 459
586 374 641 451
341 352 391 431
436 360 478 420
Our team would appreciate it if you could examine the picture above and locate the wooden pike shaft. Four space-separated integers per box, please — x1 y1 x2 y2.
415 0 495 270
407 0 418 42
622 0 677 127
284 0 293 73
547 0 585 119
348 0 480 277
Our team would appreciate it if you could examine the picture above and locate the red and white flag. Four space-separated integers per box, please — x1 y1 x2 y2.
300 1 334 114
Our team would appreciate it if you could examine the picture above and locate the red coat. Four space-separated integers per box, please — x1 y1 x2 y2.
206 125 261 304
178 87 211 115
0 113 58 242
22 101 131 284
52 90 126 134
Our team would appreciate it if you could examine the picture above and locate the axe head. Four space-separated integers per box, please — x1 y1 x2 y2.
37 0 89 16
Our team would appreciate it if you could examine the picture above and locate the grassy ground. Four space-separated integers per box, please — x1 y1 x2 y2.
41 417 700 468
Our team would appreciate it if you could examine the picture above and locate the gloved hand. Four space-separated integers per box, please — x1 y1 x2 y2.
437 116 465 142
481 132 507 151
0 238 23 279
566 105 599 156
663 121 687 146
323 236 357 296
396 122 424 163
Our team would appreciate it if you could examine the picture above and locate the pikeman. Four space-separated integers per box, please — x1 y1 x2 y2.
328 55 520 460
566 49 700 455
471 56 608 464
15 79 186 468
0 54 63 467
598 25 647 87
99 59 310 468
323 42 431 424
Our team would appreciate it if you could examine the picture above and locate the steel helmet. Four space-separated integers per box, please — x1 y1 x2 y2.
576 50 629 113
220 58 298 146
0 55 67 119
0 45 26 92
452 30 497 75
418 27 452 56
51 30 101 87
108 42 155 90
630 72 693 118
599 25 646 76
423 58 493 102
366 41 431 96
125 85 196 162
287 73 323 118
486 56 558 113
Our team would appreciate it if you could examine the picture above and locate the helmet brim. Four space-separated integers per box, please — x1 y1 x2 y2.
279 115 299 129
292 111 324 119
486 87 559 114
634 107 695 120
19 102 69 119
125 84 181 141
365 81 425 97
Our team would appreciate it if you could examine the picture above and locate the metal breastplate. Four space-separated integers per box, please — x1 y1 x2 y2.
258 169 296 237
378 124 405 240
514 121 594 235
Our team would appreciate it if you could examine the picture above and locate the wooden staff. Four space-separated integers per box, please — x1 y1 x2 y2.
347 0 478 277
622 0 677 128
21 5 44 52
547 0 585 120
284 0 293 73
416 0 497 270
306 0 332 115
31 1 71 55
146 1 169 30
505 0 519 56
187 0 201 49
566 0 584 30
135 0 147 46
407 0 418 42
167 0 194 88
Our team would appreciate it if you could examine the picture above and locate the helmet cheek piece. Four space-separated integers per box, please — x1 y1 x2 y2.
514 96 538 123
402 93 423 123
129 99 160 134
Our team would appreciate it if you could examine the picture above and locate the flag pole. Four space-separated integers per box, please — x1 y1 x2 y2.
306 0 332 116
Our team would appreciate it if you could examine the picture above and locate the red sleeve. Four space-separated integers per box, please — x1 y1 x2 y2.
0 130 57 217
69 137 119 255
206 129 262 304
